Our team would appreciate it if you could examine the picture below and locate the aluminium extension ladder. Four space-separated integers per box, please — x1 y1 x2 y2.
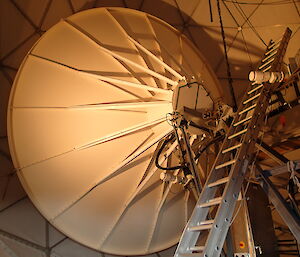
175 28 292 257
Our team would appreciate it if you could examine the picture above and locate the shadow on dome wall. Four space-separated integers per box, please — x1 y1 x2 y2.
77 0 264 107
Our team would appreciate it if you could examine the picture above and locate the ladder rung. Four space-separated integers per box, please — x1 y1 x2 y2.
189 223 213 231
265 46 278 56
262 65 271 72
189 246 205 252
177 253 199 256
199 197 222 207
243 93 261 104
234 116 252 127
222 143 242 153
239 103 257 115
262 50 278 62
268 40 281 50
208 177 230 188
228 128 248 139
248 84 263 95
259 57 275 70
200 219 214 225
215 159 236 169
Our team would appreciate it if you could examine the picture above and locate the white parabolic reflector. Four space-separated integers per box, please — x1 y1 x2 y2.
8 8 224 255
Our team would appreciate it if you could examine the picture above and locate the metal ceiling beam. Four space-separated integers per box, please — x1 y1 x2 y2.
268 95 300 117
262 160 300 177
0 229 46 252
255 140 289 165
0 196 27 214
257 165 300 242
0 239 19 257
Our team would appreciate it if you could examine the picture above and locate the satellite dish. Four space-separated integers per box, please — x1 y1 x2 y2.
8 8 223 255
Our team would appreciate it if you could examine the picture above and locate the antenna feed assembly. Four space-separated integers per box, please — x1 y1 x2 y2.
249 70 285 84
163 78 209 195
172 78 202 115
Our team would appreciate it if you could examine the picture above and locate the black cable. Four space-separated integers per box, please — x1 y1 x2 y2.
155 134 185 171
208 0 214 22
224 0 300 5
216 0 238 112
189 121 212 134
194 134 225 160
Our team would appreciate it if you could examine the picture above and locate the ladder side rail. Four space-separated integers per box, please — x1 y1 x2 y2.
216 82 256 161
174 182 222 256
203 85 271 257
174 117 238 256
175 83 267 256
175 124 239 256
175 81 268 257
175 155 231 255
203 159 249 257
269 28 292 94
189 91 255 202
221 80 264 158
175 28 292 257
270 28 292 72
258 28 291 73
